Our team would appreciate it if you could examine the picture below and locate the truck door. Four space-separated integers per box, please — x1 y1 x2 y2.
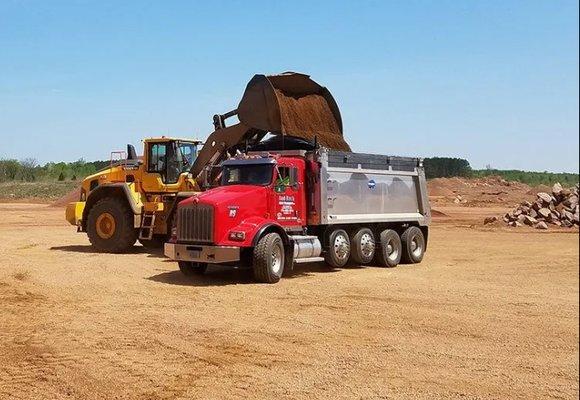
273 163 306 227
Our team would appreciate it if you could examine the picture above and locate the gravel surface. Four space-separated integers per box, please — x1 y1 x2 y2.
0 204 578 399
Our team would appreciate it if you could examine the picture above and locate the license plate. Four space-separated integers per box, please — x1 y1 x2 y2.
188 250 201 259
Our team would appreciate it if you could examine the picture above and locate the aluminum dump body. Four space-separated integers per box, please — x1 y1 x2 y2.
311 149 431 226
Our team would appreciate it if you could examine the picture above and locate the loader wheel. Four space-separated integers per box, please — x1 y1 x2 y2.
178 261 208 276
87 198 138 253
375 229 402 268
252 233 284 284
350 227 376 265
400 226 425 264
324 229 350 268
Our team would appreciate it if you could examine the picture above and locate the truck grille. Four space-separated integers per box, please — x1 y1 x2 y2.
177 204 214 243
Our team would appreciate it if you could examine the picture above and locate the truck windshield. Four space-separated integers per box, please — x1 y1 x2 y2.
222 164 273 186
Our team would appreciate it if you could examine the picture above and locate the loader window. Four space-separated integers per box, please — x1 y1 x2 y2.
148 143 167 175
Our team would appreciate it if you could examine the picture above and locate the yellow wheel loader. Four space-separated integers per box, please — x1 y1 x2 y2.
65 72 350 253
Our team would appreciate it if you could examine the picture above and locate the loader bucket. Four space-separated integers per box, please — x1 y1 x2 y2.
237 72 351 151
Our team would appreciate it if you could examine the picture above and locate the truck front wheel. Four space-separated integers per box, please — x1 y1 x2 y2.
253 232 284 283
325 229 351 268
400 226 425 264
178 261 208 276
87 198 138 253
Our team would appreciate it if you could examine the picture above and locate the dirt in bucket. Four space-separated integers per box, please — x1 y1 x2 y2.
275 89 351 151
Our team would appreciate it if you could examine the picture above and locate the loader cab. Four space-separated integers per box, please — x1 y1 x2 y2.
142 138 201 191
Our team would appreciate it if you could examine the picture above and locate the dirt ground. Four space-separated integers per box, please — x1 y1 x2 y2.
0 203 578 400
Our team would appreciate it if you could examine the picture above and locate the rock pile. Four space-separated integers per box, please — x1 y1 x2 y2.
497 183 579 229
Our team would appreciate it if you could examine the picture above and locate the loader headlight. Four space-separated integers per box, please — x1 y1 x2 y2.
228 231 246 241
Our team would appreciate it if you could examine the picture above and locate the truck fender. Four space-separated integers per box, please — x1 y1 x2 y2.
82 183 142 229
251 223 291 247
251 223 294 271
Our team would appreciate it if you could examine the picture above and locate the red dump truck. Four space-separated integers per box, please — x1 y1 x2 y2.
164 146 431 283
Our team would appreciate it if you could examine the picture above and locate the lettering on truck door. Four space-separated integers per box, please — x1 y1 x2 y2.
274 164 303 226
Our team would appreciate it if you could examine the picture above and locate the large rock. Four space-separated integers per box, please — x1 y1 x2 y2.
484 216 498 225
538 208 551 218
523 215 537 226
536 221 548 230
552 182 563 196
537 192 552 204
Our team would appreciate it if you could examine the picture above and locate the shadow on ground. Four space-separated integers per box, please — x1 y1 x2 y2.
49 245 166 258
147 261 341 287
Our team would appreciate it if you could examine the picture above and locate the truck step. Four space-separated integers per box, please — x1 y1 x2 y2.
293 257 325 264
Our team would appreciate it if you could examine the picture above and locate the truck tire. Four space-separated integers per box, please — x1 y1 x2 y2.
252 232 285 283
400 226 425 264
350 227 376 265
375 229 402 268
324 229 350 268
87 197 138 253
178 261 208 276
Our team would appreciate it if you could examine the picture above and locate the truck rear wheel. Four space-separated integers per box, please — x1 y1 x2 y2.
324 229 350 268
400 226 425 264
375 229 402 267
253 232 284 283
350 227 376 265
178 261 208 276
87 198 138 253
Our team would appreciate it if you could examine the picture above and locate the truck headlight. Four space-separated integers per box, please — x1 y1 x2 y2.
228 231 246 241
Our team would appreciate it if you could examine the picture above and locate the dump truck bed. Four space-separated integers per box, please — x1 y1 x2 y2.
313 148 431 226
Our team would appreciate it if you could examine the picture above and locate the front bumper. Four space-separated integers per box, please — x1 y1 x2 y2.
66 201 85 226
164 242 241 264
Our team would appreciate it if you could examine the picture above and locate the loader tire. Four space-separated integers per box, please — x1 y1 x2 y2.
350 227 376 265
400 226 425 264
324 229 350 268
252 233 284 284
87 197 138 253
178 261 208 276
375 229 402 268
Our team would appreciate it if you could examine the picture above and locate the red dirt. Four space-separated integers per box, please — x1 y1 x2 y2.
50 187 80 207
428 176 535 207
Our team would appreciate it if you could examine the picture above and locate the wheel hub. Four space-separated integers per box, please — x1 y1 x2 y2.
271 244 283 274
96 212 116 239
333 234 350 260
386 239 399 261
360 233 375 258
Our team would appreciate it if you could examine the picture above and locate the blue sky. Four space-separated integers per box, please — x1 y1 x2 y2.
1 0 578 172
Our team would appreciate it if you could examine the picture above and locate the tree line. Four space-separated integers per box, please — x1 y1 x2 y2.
1 157 578 187
0 159 109 183
423 157 578 186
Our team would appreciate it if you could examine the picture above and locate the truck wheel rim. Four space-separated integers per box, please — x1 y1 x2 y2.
333 234 349 260
411 236 422 257
96 212 116 239
271 243 283 274
386 239 399 262
360 233 375 258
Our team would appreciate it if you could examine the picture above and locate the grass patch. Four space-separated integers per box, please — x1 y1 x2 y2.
0 181 78 201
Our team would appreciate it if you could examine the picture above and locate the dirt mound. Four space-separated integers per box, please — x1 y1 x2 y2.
431 209 450 218
428 176 535 207
275 89 350 151
50 187 80 207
